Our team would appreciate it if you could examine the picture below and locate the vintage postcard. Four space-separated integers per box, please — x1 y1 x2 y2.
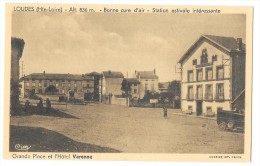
4 3 253 162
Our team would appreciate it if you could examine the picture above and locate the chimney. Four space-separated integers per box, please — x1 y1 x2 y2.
43 71 45 77
154 68 156 74
237 38 242 51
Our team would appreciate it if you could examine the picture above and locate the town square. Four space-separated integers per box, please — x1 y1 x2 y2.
8 9 246 154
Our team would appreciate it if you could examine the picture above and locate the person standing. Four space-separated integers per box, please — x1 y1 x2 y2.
37 97 43 113
46 98 51 113
162 97 168 119
24 100 30 112
163 106 168 119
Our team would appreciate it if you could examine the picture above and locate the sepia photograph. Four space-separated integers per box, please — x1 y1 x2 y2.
3 3 253 162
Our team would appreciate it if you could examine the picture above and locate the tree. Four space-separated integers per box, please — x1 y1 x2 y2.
121 79 131 97
168 80 181 108
168 80 181 97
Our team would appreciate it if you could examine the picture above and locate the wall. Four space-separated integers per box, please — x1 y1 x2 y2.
139 78 159 99
182 100 231 114
111 96 128 106
231 51 246 104
102 77 124 96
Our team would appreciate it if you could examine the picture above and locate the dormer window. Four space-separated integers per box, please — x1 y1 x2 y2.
200 48 208 64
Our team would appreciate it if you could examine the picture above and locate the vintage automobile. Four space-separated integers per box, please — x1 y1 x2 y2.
217 110 245 131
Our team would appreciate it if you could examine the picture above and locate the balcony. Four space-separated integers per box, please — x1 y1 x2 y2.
186 94 194 101
204 94 213 101
196 62 213 68
195 93 203 100
215 94 224 101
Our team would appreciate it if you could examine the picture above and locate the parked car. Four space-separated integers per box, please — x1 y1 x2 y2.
217 110 244 132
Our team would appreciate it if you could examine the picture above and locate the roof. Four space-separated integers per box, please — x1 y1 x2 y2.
103 71 124 78
125 78 140 84
178 35 245 63
86 72 102 76
136 71 158 79
23 73 94 81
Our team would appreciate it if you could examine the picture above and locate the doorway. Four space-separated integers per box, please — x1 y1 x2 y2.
196 101 202 116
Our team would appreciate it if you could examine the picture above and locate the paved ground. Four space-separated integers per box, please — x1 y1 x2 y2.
10 102 244 153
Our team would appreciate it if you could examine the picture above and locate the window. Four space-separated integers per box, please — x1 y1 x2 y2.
32 82 36 87
145 83 148 92
201 48 208 64
62 90 65 94
151 83 155 92
187 70 193 82
55 83 59 87
196 85 203 100
74 83 77 87
68 83 71 87
216 66 224 80
205 84 213 100
216 83 224 100
44 82 48 87
206 107 212 112
38 89 42 94
62 83 65 87
193 59 197 65
206 68 213 80
134 89 137 93
87 84 90 88
38 82 42 87
197 69 203 81
187 86 194 100
188 106 193 112
26 82 30 87
217 107 223 111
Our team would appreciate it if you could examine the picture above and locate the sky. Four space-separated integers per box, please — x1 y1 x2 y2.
12 12 246 82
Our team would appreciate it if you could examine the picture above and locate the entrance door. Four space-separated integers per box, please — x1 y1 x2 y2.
196 101 202 116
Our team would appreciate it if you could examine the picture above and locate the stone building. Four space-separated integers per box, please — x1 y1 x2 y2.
102 71 124 96
86 72 102 101
21 72 94 101
124 78 141 98
135 69 159 99
178 35 245 116
10 37 25 113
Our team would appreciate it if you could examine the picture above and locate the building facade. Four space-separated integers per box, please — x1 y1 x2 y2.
86 72 102 101
11 37 25 113
22 72 94 101
135 70 159 99
102 70 124 96
178 35 245 116
124 78 141 98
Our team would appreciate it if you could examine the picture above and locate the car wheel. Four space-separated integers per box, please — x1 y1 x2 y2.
218 121 227 131
227 120 235 129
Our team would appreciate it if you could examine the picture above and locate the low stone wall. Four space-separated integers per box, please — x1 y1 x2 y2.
37 94 65 101
111 96 129 106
